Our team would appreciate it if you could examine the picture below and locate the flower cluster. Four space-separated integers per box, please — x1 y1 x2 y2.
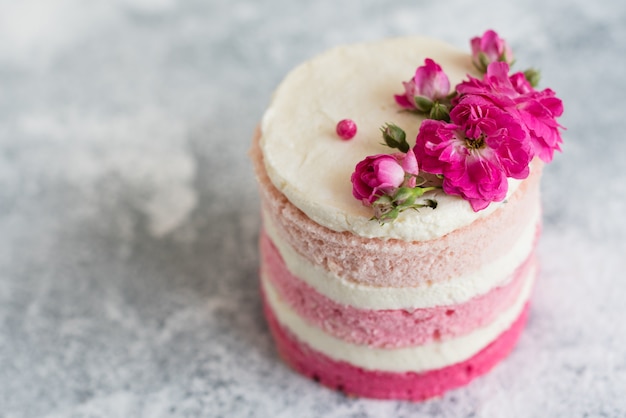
351 30 564 219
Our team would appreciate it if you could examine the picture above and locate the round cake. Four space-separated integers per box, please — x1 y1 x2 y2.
252 34 562 401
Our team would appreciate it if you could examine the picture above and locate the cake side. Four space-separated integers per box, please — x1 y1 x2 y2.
253 122 539 388
263 293 530 401
262 268 532 373
252 31 563 401
261 230 537 348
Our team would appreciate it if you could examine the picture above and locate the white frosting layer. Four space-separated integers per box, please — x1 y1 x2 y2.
263 202 539 310
263 264 535 372
260 37 522 241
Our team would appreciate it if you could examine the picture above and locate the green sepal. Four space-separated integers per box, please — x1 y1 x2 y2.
414 96 434 112
523 68 541 88
429 102 450 122
392 187 417 205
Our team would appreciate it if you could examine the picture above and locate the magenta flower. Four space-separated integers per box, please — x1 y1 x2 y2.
395 59 450 112
351 151 418 205
471 29 514 73
395 148 417 174
509 72 534 94
414 96 531 211
456 62 522 105
456 62 564 162
515 89 563 162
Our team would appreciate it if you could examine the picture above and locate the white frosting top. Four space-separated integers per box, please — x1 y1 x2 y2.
260 37 522 241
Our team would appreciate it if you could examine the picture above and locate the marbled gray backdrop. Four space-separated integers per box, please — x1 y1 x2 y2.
0 0 624 417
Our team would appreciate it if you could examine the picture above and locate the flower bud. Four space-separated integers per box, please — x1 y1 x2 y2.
415 59 451 101
523 68 541 88
380 123 409 153
429 102 450 121
395 59 450 112
351 154 405 205
471 30 514 73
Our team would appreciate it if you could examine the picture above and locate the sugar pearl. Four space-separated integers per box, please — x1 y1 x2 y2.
336 119 357 140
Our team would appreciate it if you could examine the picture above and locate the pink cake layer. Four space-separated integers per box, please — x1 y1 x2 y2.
251 130 543 288
261 229 537 348
263 291 531 401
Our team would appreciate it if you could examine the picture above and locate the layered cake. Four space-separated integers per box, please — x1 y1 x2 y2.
252 32 563 401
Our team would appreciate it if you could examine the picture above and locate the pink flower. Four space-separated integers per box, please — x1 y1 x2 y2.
456 62 519 105
451 96 532 179
351 150 418 205
397 148 419 187
515 88 564 162
395 59 450 111
395 148 417 174
509 72 534 94
471 29 514 73
456 62 564 162
414 97 531 211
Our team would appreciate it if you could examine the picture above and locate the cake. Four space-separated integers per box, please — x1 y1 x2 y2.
252 32 563 401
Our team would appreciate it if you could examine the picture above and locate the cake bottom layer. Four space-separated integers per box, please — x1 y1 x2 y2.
263 293 530 401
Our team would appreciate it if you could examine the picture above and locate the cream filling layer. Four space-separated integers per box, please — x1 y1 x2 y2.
262 203 539 310
263 264 535 373
260 36 523 241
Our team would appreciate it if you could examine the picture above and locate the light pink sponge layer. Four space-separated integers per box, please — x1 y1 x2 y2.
263 291 530 401
261 229 537 348
251 129 543 288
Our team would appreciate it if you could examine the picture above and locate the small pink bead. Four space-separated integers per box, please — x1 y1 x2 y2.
336 119 357 140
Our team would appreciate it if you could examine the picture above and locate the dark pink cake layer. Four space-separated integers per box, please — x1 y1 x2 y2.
263 292 530 401
261 229 536 348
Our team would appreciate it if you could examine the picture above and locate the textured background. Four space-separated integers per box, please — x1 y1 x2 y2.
1 0 625 417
